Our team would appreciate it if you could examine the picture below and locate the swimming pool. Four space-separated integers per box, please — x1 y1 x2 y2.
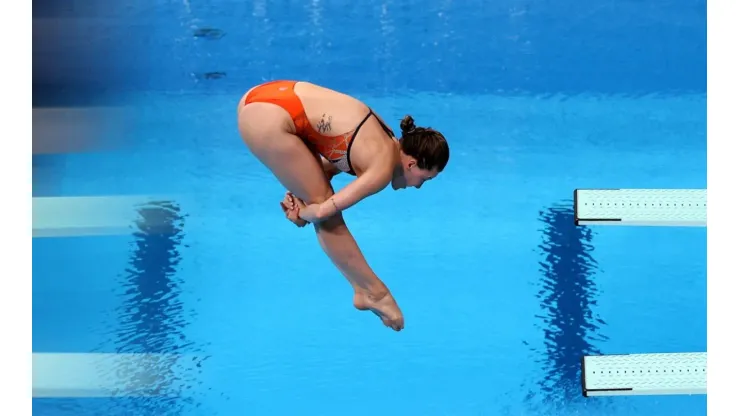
32 0 707 415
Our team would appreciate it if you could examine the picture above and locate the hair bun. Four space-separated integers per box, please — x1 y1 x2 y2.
400 115 416 135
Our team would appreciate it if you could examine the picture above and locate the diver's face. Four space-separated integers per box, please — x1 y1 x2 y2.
392 159 439 190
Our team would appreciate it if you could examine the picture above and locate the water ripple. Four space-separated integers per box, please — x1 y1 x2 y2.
91 200 211 415
524 200 610 413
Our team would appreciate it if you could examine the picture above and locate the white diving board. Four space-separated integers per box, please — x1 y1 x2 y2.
581 352 707 397
32 195 168 238
32 353 198 398
574 188 706 226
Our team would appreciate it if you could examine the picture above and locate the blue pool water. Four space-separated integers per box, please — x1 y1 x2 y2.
33 0 707 415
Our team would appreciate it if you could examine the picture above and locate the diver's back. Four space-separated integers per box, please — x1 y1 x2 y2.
294 82 372 135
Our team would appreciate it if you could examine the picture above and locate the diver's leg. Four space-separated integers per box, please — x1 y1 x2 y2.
237 101 404 331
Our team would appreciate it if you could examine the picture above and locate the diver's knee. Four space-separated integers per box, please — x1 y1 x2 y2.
313 208 345 231
306 188 334 206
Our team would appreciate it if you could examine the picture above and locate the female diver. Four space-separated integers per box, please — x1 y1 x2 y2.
237 80 449 331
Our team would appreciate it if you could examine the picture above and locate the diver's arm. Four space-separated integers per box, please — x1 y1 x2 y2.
298 160 392 223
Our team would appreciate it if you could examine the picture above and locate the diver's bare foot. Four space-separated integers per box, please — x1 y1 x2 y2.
353 290 405 331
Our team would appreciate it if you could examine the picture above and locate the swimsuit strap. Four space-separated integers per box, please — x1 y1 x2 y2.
345 109 396 176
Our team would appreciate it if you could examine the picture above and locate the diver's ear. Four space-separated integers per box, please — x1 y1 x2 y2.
406 159 417 170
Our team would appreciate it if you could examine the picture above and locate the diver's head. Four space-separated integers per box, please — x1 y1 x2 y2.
392 115 449 190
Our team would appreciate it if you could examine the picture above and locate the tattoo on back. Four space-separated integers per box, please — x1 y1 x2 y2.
317 114 332 134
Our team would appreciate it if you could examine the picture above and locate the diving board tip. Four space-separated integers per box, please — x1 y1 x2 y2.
574 188 706 227
581 352 706 397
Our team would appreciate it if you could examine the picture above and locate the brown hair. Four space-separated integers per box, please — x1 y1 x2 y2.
399 115 449 172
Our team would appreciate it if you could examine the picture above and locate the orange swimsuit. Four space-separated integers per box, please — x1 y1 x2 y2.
244 80 394 176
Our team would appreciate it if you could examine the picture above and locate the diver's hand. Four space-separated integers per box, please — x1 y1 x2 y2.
280 192 308 227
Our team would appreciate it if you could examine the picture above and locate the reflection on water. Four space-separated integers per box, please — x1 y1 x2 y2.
100 200 207 414
34 201 209 416
525 201 610 412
